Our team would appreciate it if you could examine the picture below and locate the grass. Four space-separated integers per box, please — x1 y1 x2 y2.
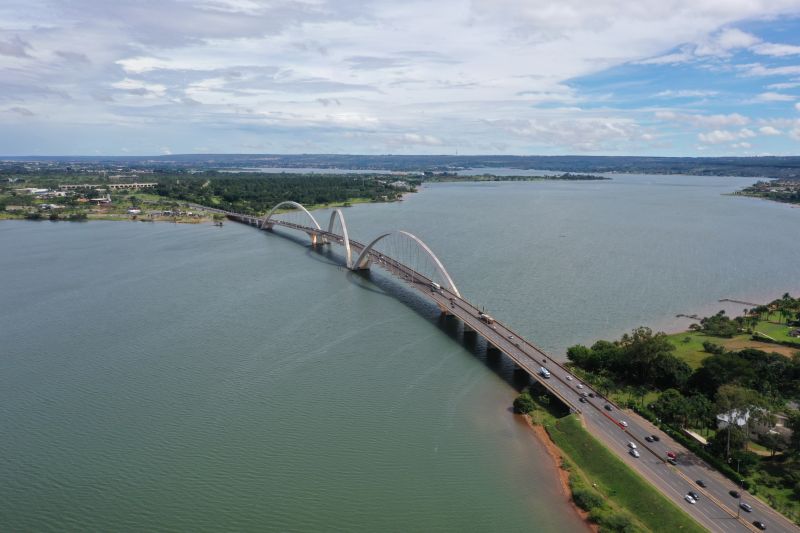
745 455 800 523
544 414 706 533
754 320 799 344
666 325 799 370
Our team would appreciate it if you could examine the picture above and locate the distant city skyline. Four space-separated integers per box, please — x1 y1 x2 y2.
2 0 800 156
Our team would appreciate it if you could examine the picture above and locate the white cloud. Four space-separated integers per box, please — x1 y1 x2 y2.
390 133 443 146
698 128 756 144
698 130 737 143
731 141 752 149
654 89 718 98
741 63 800 77
796 102 800 112
5 0 800 154
656 111 750 127
767 81 800 90
759 126 781 135
756 91 796 101
752 42 800 56
695 28 760 57
791 127 800 140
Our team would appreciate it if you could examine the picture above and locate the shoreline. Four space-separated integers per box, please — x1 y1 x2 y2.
523 417 597 532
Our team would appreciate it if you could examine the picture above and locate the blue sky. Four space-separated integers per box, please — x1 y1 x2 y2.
2 0 800 156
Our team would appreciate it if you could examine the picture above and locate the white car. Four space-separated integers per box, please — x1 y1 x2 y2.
620 421 628 428
629 449 640 458
628 441 637 449
566 375 573 381
684 494 696 504
576 383 584 389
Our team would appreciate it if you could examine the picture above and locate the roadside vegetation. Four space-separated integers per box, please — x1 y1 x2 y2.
565 294 800 523
515 386 705 533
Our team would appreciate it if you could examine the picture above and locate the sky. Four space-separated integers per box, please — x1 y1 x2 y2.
3 0 800 156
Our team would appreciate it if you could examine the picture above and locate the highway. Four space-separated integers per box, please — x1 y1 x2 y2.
221 206 799 533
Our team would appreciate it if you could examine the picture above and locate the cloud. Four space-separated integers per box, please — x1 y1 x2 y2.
656 111 750 127
698 128 756 144
741 63 800 77
390 133 444 146
698 130 737 144
8 106 35 116
752 42 800 56
5 0 800 154
491 115 644 151
0 35 32 57
796 102 800 112
654 89 718 98
694 28 760 57
756 91 796 101
759 126 781 135
731 141 752 149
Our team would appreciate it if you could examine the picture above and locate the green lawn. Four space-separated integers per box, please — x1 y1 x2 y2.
544 415 705 533
667 325 799 369
667 331 716 368
754 320 798 344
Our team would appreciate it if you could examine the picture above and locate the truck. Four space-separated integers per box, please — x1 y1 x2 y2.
478 312 495 325
539 367 551 379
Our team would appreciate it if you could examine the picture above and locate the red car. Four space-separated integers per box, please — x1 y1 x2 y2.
667 451 676 459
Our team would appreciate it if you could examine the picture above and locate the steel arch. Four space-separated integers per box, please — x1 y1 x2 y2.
260 201 322 230
327 209 353 269
353 230 461 297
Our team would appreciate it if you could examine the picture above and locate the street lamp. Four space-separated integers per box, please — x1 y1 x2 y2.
729 457 742 518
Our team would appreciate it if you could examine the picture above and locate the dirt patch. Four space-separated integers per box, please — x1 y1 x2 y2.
722 338 799 357
524 416 598 532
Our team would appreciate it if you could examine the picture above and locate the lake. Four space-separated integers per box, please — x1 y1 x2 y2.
1 174 798 531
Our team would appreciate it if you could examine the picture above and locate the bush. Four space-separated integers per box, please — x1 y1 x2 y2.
702 341 725 354
513 392 536 414
572 486 604 511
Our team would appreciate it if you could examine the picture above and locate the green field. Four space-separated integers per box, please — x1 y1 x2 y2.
667 323 799 370
544 415 705 533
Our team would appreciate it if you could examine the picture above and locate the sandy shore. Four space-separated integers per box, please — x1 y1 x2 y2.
523 416 597 532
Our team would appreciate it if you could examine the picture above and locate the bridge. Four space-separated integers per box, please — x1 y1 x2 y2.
211 200 796 533
222 201 580 411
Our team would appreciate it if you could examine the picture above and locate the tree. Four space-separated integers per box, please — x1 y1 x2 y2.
715 385 760 458
787 411 800 456
653 389 689 426
513 392 536 414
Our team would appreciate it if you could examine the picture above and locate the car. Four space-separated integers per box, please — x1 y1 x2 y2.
696 480 706 488
630 449 640 458
576 383 584 389
579 391 589 397
650 435 660 442
729 490 741 498
645 436 654 442
508 335 514 340
627 441 637 449
579 397 587 403
666 451 676 459
620 421 628 428
684 494 696 504
740 502 753 513
667 458 677 465
753 521 767 530
688 491 700 501
604 404 613 411
588 392 595 398
566 375 573 381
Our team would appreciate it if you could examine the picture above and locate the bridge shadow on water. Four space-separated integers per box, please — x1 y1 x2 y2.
274 231 534 395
